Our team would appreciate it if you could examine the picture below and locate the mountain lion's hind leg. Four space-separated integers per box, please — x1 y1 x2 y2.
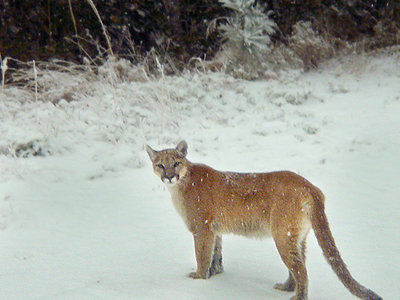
209 235 223 276
274 239 306 292
276 239 308 300
274 233 308 300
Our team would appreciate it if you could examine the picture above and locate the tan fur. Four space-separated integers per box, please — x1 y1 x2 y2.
146 141 382 300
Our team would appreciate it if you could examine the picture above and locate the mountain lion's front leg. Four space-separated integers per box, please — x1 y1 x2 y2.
209 235 223 276
189 230 216 279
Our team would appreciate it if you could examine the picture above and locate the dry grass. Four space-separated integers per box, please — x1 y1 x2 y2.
85 0 114 56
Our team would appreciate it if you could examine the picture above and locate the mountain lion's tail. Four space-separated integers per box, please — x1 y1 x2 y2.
310 189 382 300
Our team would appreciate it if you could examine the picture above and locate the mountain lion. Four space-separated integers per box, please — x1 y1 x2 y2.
146 140 382 300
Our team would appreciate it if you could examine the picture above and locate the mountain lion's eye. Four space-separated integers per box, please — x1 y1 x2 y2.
174 162 181 168
157 164 165 169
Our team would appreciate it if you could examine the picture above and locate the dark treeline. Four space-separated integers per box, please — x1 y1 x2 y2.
0 0 399 63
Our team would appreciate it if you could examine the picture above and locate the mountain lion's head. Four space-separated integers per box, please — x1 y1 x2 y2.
146 140 189 186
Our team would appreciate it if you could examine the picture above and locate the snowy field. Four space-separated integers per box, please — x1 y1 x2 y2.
0 52 399 299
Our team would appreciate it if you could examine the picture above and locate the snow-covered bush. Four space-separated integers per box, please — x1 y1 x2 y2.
217 0 276 79
248 20 338 73
288 21 336 70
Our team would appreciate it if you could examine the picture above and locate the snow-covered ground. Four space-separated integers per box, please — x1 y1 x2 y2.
0 52 399 299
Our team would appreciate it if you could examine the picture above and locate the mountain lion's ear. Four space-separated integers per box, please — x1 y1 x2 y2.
145 144 157 162
176 140 188 157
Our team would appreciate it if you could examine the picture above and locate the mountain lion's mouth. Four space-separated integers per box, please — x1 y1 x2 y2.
163 175 179 185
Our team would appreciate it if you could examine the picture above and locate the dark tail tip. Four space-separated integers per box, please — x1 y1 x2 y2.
364 288 383 300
